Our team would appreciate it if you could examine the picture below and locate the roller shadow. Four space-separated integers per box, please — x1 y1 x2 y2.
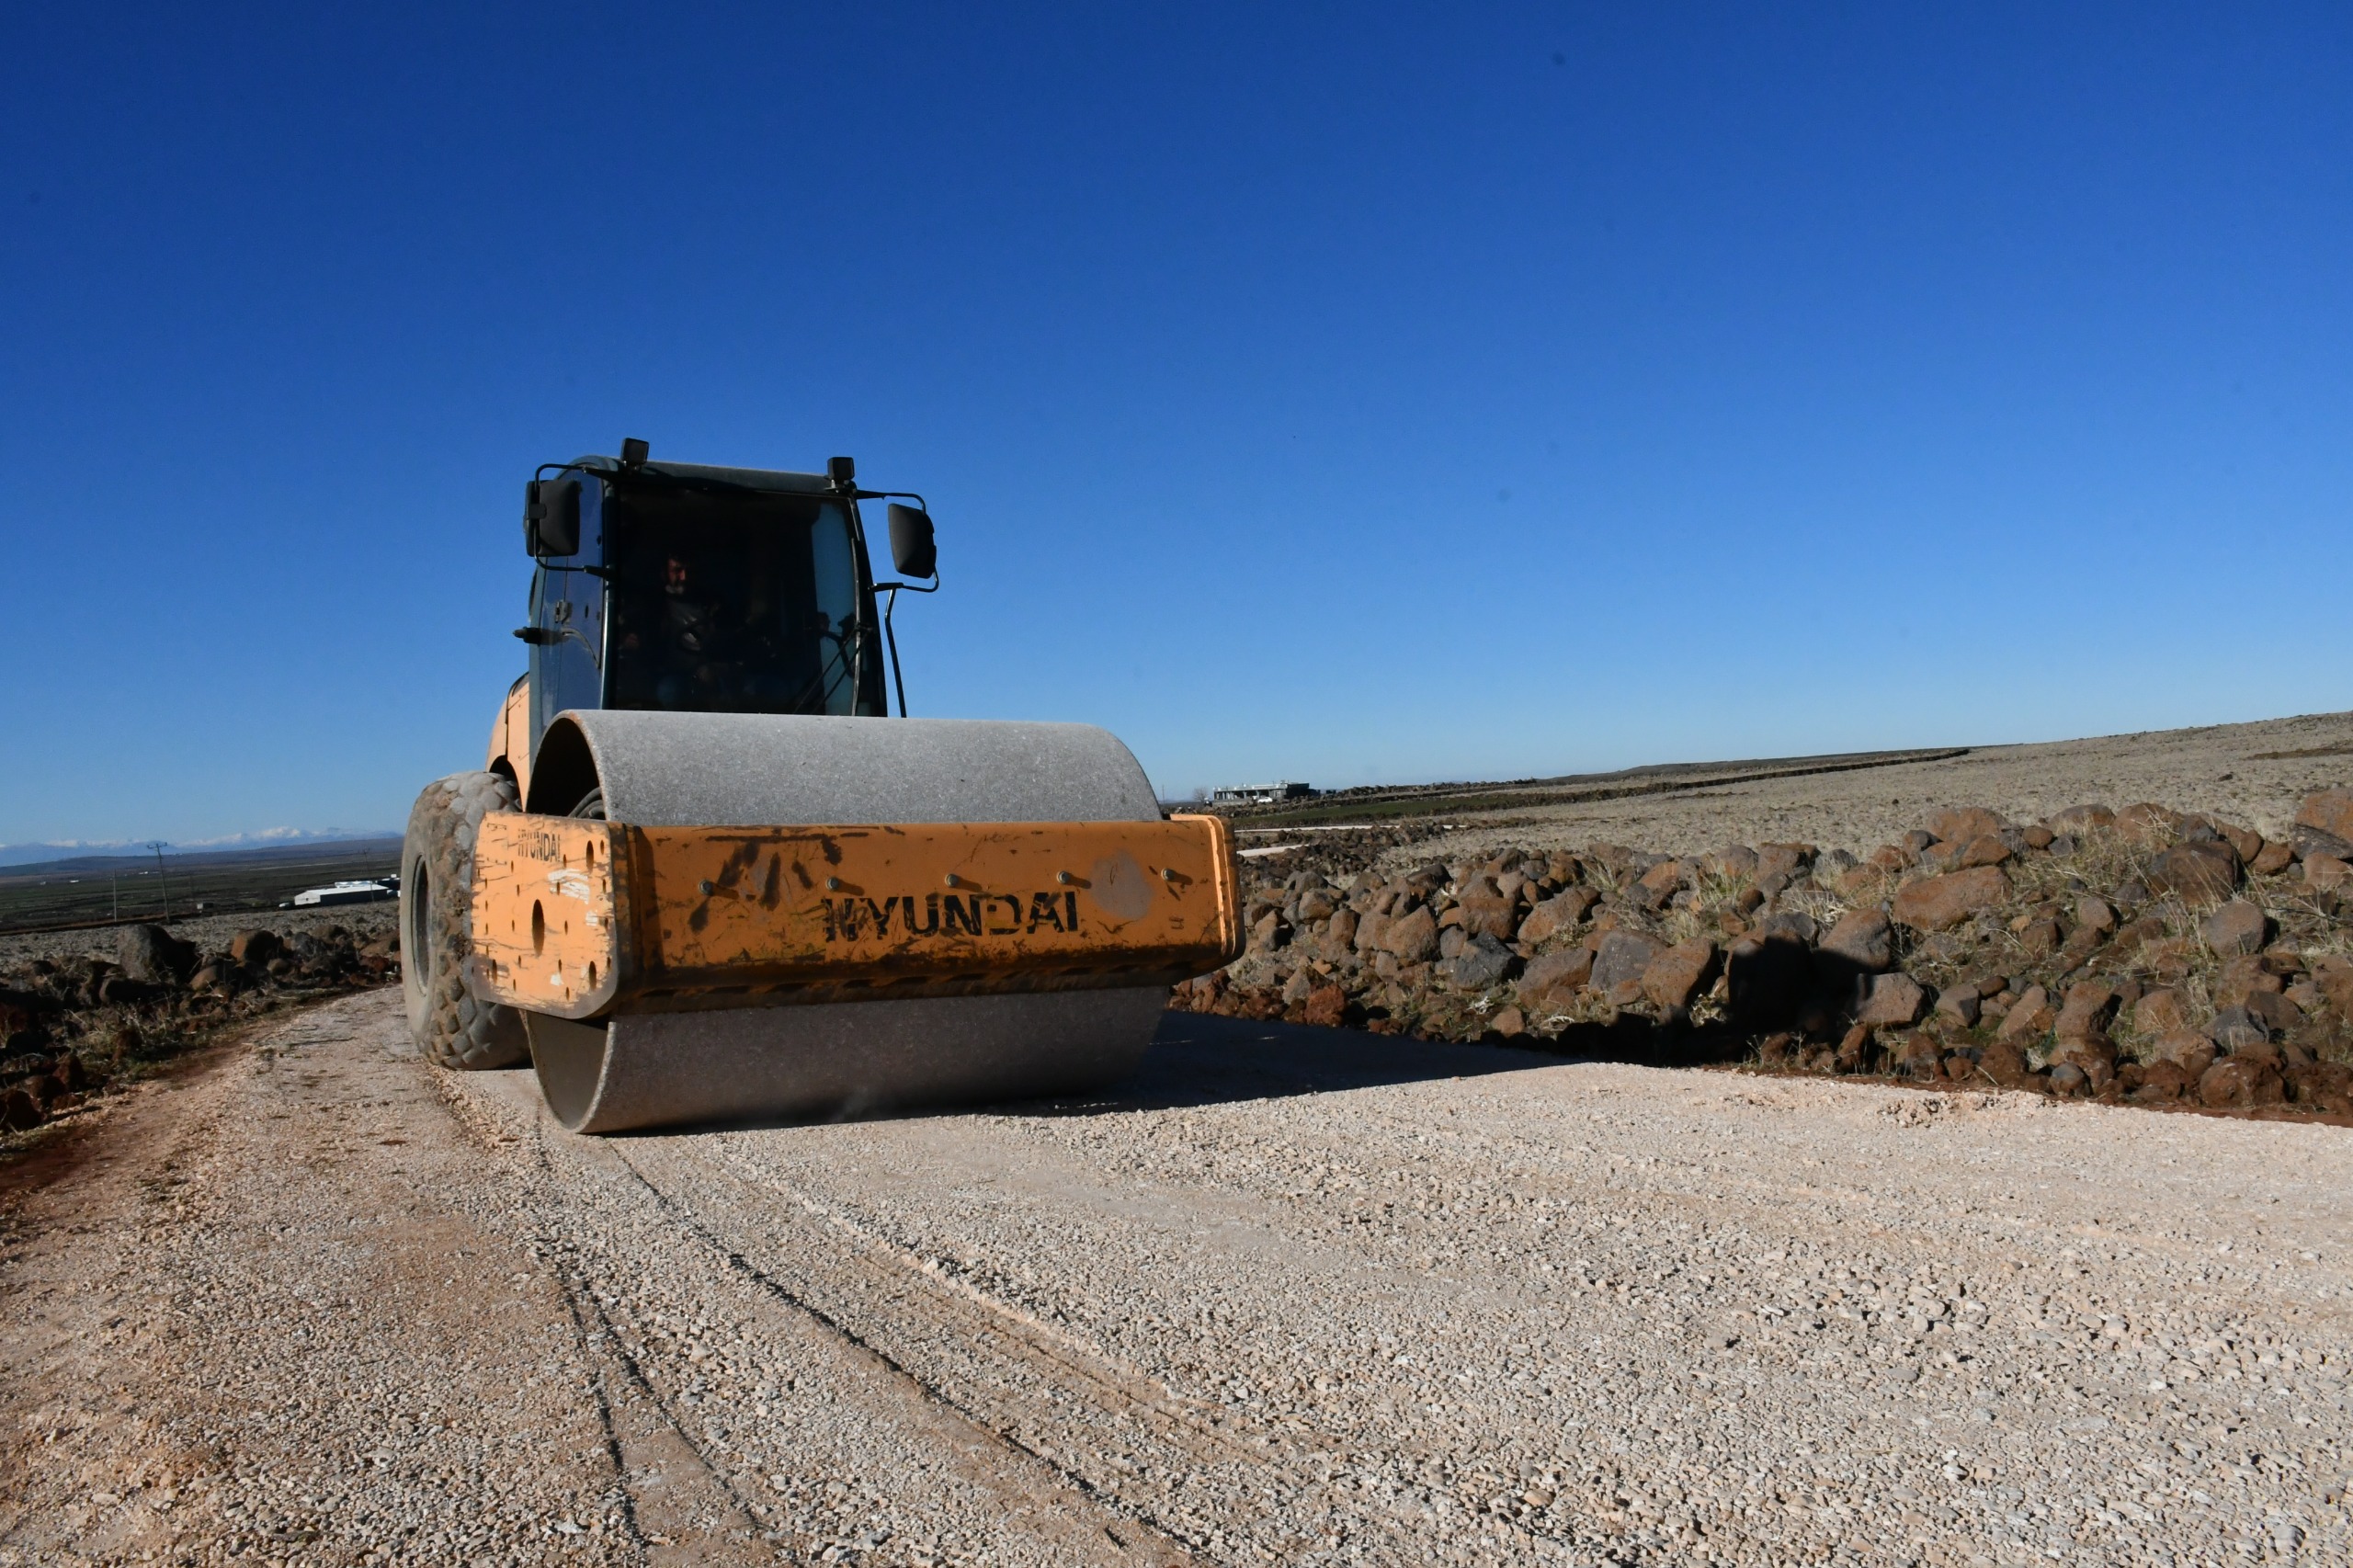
1030 1012 1577 1118
563 1012 1745 1136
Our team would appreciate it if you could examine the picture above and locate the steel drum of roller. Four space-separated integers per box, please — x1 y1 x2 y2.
491 711 1210 1133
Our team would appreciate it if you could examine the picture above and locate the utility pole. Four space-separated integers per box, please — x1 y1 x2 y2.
111 868 119 922
148 841 171 921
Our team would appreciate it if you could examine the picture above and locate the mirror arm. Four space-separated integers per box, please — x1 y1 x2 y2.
881 585 908 717
874 565 940 716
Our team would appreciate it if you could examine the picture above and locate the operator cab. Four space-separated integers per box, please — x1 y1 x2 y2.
602 483 867 716
515 444 937 764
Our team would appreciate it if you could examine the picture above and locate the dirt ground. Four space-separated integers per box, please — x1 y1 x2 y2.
1408 710 2353 867
3 990 2347 1566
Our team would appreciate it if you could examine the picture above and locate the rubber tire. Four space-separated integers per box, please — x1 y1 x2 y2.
400 770 530 1070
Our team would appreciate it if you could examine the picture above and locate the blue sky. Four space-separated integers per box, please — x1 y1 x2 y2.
4 3 2347 844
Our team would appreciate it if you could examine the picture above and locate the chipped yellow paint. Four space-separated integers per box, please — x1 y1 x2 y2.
469 812 1241 1018
484 677 533 802
469 815 626 1017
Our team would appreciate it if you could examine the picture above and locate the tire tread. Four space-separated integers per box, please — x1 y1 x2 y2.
399 771 529 1070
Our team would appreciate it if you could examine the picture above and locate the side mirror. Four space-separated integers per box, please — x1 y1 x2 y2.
524 478 581 557
886 503 937 579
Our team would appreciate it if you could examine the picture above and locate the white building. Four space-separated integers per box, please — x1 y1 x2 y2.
287 879 396 908
1209 781 1314 806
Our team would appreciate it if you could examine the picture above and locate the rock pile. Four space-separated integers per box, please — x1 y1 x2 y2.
1174 789 2353 1118
0 922 399 1134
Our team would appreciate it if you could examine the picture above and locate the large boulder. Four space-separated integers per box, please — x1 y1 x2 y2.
1631 860 1684 911
2199 1057 2285 1108
1641 939 1719 1016
1516 948 1594 1014
1590 931 1665 994
1818 909 1893 971
2132 988 2191 1036
2115 802 2184 846
1442 933 1518 991
2046 804 2115 834
2211 954 2280 1009
2244 989 2302 1034
2286 1062 2353 1113
1706 844 1759 879
2207 1006 2270 1051
1995 984 2054 1043
2313 956 2353 1017
1855 972 1927 1028
1955 834 2013 869
1971 1040 2029 1087
2296 789 2353 849
2145 842 2240 902
2212 821 2264 863
1380 906 1440 965
2200 902 2271 956
1518 887 1597 946
1926 807 2007 845
1753 843 1814 897
1452 880 1520 941
1302 983 1348 1028
2053 981 2120 1043
2149 1029 2218 1082
228 928 283 965
1890 867 2008 931
116 924 196 984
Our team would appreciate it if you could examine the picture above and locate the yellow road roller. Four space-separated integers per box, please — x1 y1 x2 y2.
400 440 1241 1132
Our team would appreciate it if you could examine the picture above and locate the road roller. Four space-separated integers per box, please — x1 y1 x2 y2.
400 439 1241 1133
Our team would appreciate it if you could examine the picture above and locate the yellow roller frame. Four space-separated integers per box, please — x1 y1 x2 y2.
469 812 1243 1017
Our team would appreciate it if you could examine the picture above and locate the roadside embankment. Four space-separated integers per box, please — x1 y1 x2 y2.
0 909 397 1140
1184 789 2353 1119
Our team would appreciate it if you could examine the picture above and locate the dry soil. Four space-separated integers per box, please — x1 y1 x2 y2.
1405 710 2353 869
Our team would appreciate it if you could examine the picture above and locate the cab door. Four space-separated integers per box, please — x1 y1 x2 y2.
529 472 607 757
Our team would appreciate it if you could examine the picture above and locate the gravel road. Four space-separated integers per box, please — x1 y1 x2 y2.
4 990 2348 1565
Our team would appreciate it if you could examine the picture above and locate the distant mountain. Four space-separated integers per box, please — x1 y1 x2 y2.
0 828 401 870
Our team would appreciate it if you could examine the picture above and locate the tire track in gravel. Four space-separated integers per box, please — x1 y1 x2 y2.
474 1074 1185 1567
522 1110 757 1562
602 1142 1204 1561
597 1120 1592 1565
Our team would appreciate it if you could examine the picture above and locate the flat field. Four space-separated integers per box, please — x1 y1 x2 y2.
0 839 400 936
1266 710 2353 868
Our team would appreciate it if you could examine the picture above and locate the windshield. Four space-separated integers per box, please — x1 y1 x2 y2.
603 483 870 715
